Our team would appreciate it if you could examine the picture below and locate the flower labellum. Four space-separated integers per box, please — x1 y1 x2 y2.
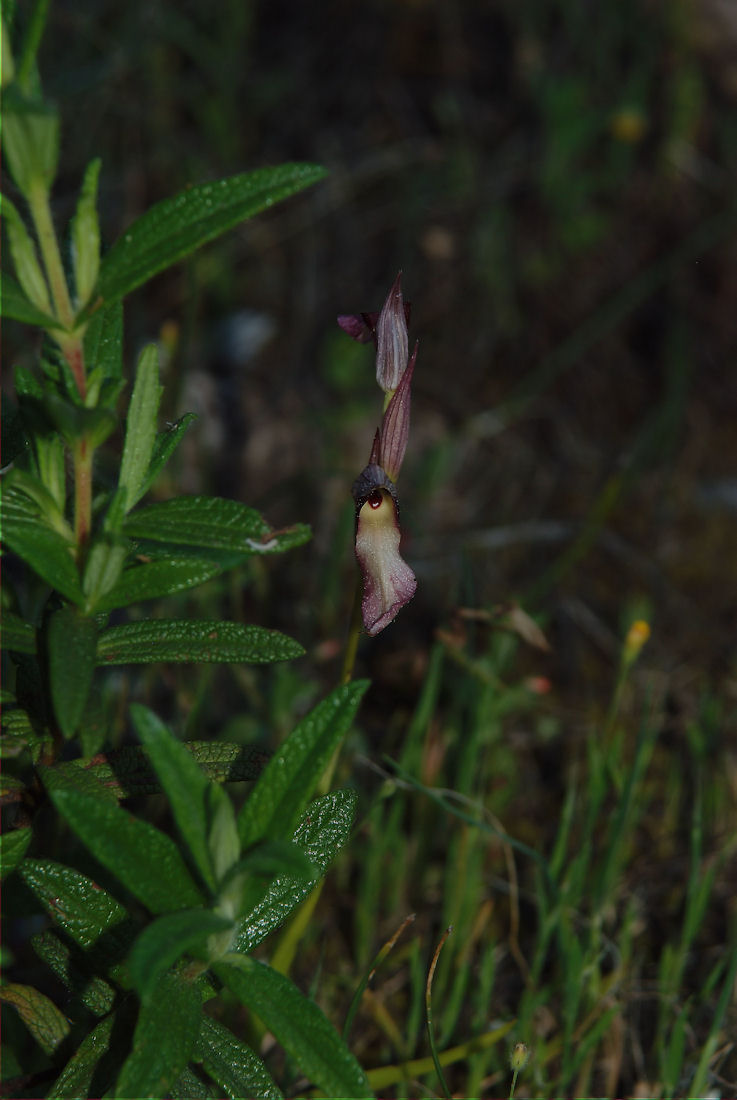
352 466 417 636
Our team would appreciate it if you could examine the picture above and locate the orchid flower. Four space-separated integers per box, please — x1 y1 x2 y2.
341 274 418 636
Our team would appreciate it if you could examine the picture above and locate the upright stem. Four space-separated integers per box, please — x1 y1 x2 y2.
27 182 76 332
340 578 363 685
72 436 93 555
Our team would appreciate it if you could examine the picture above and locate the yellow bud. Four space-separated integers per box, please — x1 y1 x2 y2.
510 1042 529 1072
611 108 647 143
623 619 650 665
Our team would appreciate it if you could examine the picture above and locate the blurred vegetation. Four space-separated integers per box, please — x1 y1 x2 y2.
3 0 737 1095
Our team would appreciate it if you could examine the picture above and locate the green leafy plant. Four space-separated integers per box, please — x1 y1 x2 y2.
1 7 373 1096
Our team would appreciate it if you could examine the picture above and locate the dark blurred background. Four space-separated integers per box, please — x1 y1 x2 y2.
24 0 736 716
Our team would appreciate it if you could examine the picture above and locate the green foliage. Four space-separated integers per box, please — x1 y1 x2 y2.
0 12 371 1098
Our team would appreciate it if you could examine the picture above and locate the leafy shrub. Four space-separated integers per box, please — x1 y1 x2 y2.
1 6 373 1096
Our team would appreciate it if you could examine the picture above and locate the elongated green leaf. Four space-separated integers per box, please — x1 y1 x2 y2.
94 556 222 612
49 1014 115 1099
122 495 309 556
233 789 357 953
0 983 70 1056
171 1066 218 1099
47 604 97 738
45 781 203 914
0 611 36 653
84 298 123 381
118 343 162 512
215 957 373 1098
196 1016 283 1100
98 163 326 304
0 825 32 876
238 681 368 850
97 619 303 665
69 740 270 800
32 930 115 1016
128 909 232 1002
114 972 202 1100
71 157 101 307
21 858 131 953
2 491 82 602
0 270 58 326
130 704 215 891
138 413 197 497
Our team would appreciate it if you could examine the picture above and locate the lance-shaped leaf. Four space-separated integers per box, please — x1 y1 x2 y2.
32 930 115 1016
49 1014 116 1099
2 490 82 602
44 776 203 914
0 612 36 654
0 270 58 326
94 557 223 613
47 604 98 738
0 984 70 1056
196 1016 283 1100
67 740 269 800
21 859 133 962
0 826 32 877
97 164 327 305
232 789 357 954
97 619 303 665
136 412 196 492
84 298 123 382
117 343 162 513
114 972 202 1100
127 909 233 1002
123 494 310 556
238 680 368 851
215 957 373 1099
130 703 215 892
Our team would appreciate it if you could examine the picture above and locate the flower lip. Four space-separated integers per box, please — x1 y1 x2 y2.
354 485 417 635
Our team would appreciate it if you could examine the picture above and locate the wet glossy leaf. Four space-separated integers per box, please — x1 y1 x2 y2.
97 164 327 304
97 619 303 665
131 704 215 891
118 343 162 512
238 681 368 850
123 495 310 556
84 299 123 382
2 490 81 602
21 858 131 953
67 740 269 800
114 972 202 1100
138 413 197 497
45 779 203 914
127 909 232 1001
215 957 372 1099
0 983 70 1056
0 611 35 654
95 557 222 612
47 605 97 738
0 826 32 877
233 789 357 953
196 1015 283 1100
31 930 115 1016
0 270 58 326
49 1014 115 1098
